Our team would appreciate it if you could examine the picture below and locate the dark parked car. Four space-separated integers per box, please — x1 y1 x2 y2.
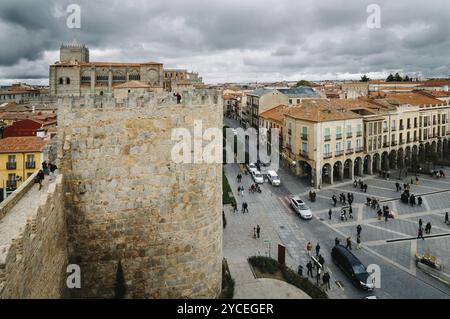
331 245 375 291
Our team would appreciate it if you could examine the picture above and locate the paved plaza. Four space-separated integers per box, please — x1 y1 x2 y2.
223 117 450 299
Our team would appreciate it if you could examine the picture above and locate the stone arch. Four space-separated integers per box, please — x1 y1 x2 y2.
322 163 332 185
397 148 404 169
344 159 353 180
363 155 372 175
405 147 411 168
389 150 397 170
372 153 381 174
333 161 343 181
437 139 443 158
298 160 313 184
354 157 363 177
443 139 449 158
381 151 389 171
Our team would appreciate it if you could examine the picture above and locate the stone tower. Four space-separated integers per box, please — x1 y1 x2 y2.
58 91 223 298
60 41 90 63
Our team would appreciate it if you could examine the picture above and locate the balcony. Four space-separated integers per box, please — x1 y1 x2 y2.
383 128 388 133
323 152 333 159
391 141 397 146
346 148 354 155
336 134 342 140
392 127 397 132
26 162 36 169
6 180 17 189
301 134 308 141
6 162 17 170
399 139 405 145
300 151 309 159
356 132 362 137
355 147 364 153
324 135 331 141
346 133 353 139
335 150 344 157
383 142 389 148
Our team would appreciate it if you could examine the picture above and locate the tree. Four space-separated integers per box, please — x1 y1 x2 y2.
386 74 395 82
296 80 312 87
394 73 403 82
361 75 370 82
404 75 411 82
114 260 127 299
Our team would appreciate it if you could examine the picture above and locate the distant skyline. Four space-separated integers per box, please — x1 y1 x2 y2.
0 0 449 85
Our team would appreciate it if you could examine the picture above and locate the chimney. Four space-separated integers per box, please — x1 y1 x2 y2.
36 128 45 139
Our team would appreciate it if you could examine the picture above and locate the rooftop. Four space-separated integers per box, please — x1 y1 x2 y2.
0 136 48 153
284 99 361 122
113 81 151 89
259 105 289 123
277 86 322 98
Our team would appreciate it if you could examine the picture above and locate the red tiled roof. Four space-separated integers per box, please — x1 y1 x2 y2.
0 136 48 153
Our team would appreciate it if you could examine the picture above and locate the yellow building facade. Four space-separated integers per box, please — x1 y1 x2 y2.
0 136 47 202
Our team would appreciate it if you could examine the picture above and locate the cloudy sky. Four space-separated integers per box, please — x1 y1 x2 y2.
0 0 449 85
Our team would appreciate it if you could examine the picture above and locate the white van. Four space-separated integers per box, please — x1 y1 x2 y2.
267 170 281 186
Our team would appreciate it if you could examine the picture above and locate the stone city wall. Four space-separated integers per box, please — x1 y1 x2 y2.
0 175 68 298
58 91 223 298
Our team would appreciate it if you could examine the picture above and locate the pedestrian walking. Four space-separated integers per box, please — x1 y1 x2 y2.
418 196 423 206
306 242 313 257
316 267 321 286
328 208 332 220
357 224 362 236
256 225 261 238
332 195 337 207
34 169 45 190
395 182 400 192
445 212 450 225
306 260 313 278
315 242 321 256
240 186 244 196
242 202 248 213
349 206 353 219
42 161 49 175
232 201 238 213
335 237 340 246
356 235 362 249
416 176 419 185
417 227 425 240
237 186 241 196
318 254 325 268
425 222 431 234
346 237 352 250
323 272 331 290
419 218 423 229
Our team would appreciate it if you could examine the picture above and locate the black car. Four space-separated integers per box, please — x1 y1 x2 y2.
331 245 375 291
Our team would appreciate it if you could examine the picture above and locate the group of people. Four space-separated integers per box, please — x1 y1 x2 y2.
304 241 331 289
253 225 261 239
417 219 433 240
34 161 57 190
354 179 368 192
401 191 422 206
331 192 354 207
430 169 446 179
366 197 380 210
249 183 262 194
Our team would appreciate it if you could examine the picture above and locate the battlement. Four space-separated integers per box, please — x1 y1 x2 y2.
57 90 222 110
0 174 67 298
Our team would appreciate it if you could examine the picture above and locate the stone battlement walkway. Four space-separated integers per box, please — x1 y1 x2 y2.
0 176 52 261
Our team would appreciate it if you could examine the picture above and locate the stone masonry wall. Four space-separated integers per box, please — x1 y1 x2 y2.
0 175 68 298
58 91 223 298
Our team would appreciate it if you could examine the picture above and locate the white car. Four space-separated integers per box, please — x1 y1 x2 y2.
267 170 281 186
247 163 257 174
251 170 264 184
290 196 312 219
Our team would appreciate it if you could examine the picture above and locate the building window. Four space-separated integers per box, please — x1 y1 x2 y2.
324 128 331 141
59 78 64 85
66 78 71 85
289 99 292 104
129 74 140 81
336 126 342 139
302 142 308 155
346 125 352 138
81 76 91 82
324 144 330 155
301 127 308 140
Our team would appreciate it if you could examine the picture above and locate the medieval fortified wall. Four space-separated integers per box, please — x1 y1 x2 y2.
58 91 223 298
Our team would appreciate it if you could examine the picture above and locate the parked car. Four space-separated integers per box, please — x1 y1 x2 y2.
251 170 264 184
246 163 257 173
267 170 281 186
331 245 375 291
290 196 312 219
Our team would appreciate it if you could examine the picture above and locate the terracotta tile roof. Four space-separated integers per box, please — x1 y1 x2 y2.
113 81 151 89
0 136 48 153
422 90 450 98
284 99 361 122
374 92 447 107
260 105 288 123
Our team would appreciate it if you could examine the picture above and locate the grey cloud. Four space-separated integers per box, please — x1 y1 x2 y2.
0 0 449 84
